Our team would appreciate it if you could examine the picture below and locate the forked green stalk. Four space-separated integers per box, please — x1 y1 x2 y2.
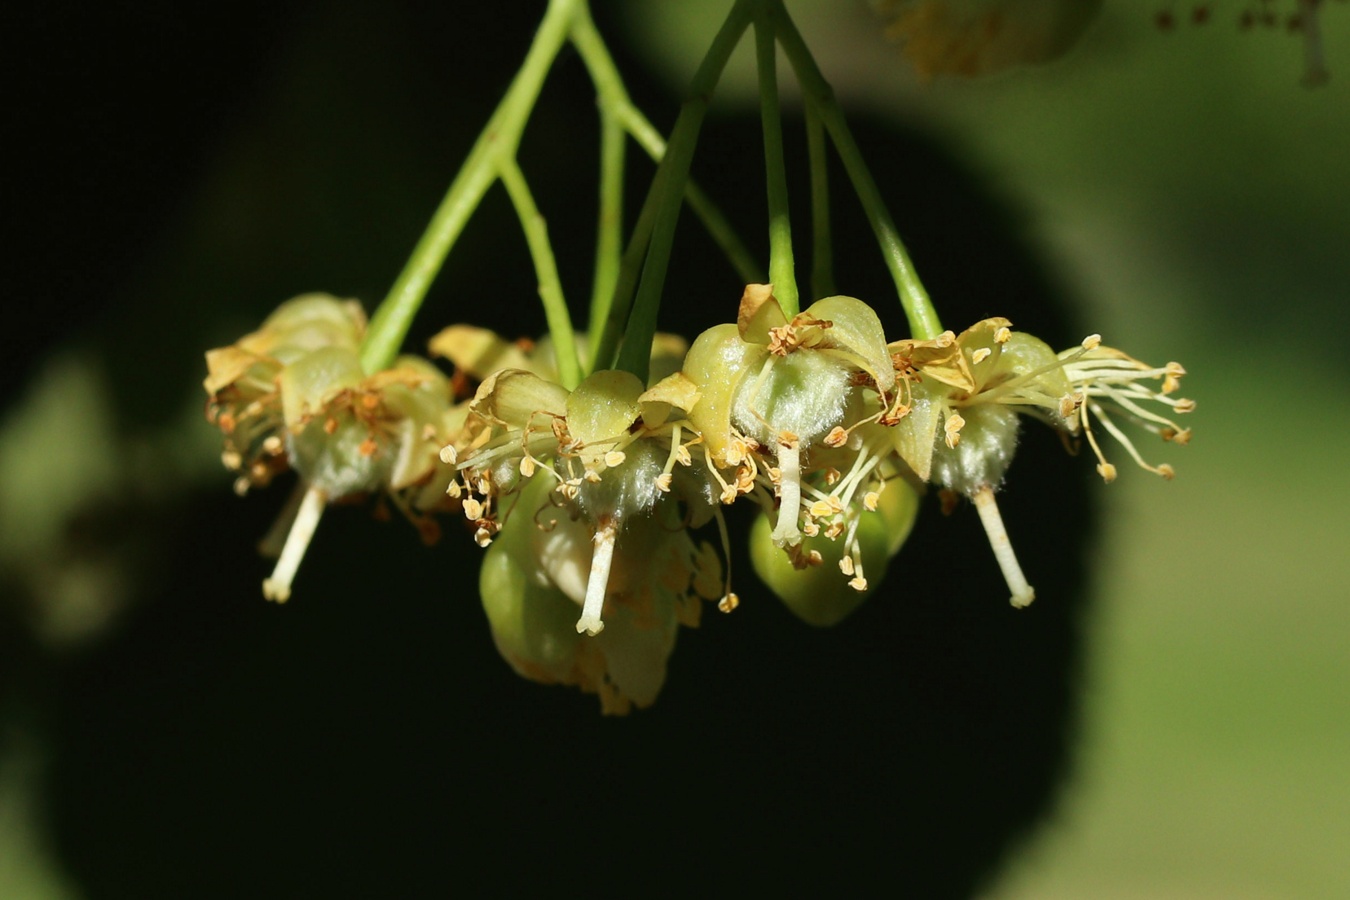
805 96 835 300
570 6 761 370
756 11 798 316
359 0 583 375
498 159 582 388
614 0 755 382
764 1 944 340
615 107 763 288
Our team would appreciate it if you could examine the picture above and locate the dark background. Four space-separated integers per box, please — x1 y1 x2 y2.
7 2 1091 896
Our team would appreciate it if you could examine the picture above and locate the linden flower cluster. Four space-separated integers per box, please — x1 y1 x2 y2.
205 294 462 602
207 287 1192 713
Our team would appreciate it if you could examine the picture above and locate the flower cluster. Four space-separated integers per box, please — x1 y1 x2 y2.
205 294 462 602
207 287 1193 712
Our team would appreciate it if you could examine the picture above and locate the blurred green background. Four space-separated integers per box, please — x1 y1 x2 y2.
4 2 1348 896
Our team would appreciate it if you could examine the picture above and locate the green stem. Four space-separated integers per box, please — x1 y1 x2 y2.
614 0 755 382
569 3 625 368
804 95 834 300
587 109 625 370
756 11 798 316
498 159 582 389
358 0 583 374
765 0 943 340
617 106 763 287
591 184 659 373
570 8 762 369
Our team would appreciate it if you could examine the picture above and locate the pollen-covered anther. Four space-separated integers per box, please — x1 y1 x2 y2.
262 435 283 455
1157 463 1176 481
445 480 462 499
473 525 495 548
944 412 966 449
815 496 845 517
863 491 880 512
823 467 841 486
675 444 692 466
1059 393 1083 419
1174 398 1197 414
824 520 845 540
735 466 755 494
583 468 602 484
848 576 868 592
221 450 243 471
1097 462 1118 483
519 456 537 478
802 520 821 538
718 593 740 613
994 326 1012 344
1162 362 1187 394
1162 427 1192 446
655 473 673 493
787 544 822 570
971 347 993 365
439 445 458 465
462 498 484 521
839 556 855 576
1081 334 1102 351
824 426 849 448
604 450 626 468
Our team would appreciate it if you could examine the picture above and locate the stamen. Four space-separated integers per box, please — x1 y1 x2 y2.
262 485 327 604
713 508 738 613
971 485 1035 608
944 412 965 449
1091 403 1177 478
576 520 618 636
